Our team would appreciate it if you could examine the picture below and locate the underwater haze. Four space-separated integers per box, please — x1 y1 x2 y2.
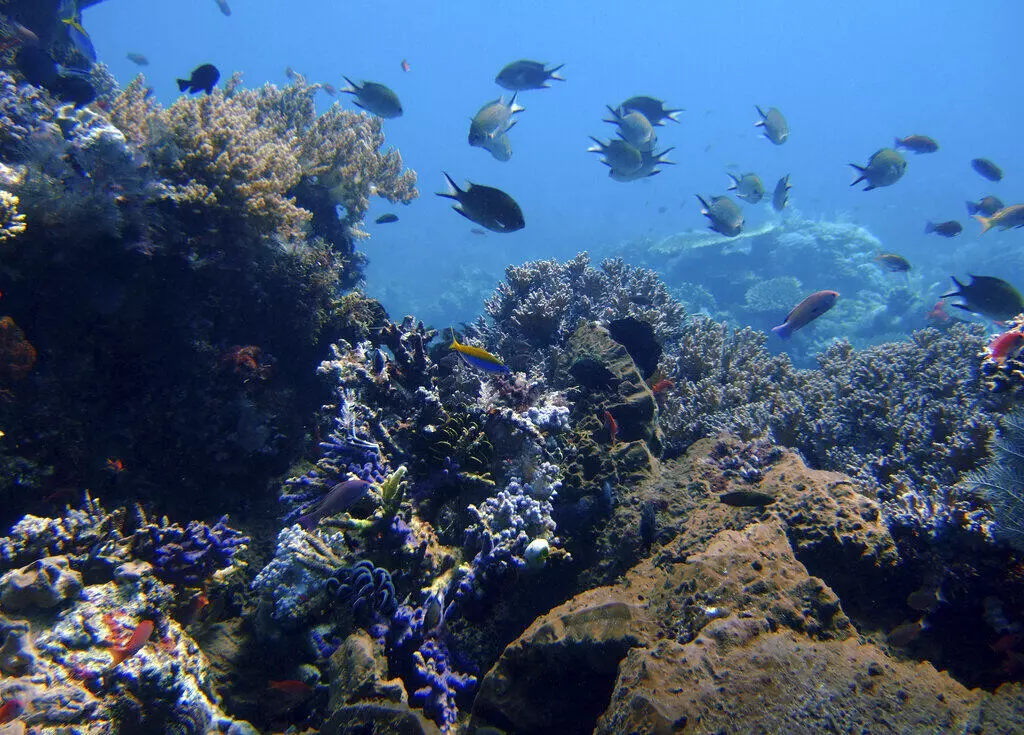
88 0 1024 331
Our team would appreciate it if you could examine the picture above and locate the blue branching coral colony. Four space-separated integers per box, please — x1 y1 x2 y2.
0 1 1022 733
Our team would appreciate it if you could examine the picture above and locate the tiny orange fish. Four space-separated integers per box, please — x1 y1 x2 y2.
603 410 618 445
104 458 125 473
401 59 411 73
650 379 674 394
988 330 1024 364
109 620 155 667
269 680 313 696
0 697 24 725
926 301 951 324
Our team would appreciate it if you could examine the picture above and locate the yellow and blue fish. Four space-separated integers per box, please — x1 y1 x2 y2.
58 0 96 62
450 329 509 374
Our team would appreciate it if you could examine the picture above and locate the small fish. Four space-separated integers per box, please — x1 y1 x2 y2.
470 228 487 236
894 135 938 154
772 290 839 339
926 301 951 324
469 95 523 146
375 213 399 224
341 76 403 118
109 620 155 667
604 105 656 152
887 618 928 647
966 195 1004 217
436 173 524 233
988 330 1024 364
177 63 220 95
907 585 945 613
0 697 24 725
925 220 962 237
974 204 1024 234
588 137 642 175
104 458 125 473
126 52 149 66
608 147 674 182
727 172 764 204
449 329 509 373
269 680 313 696
849 148 906 191
603 410 618 445
874 253 911 272
755 105 789 144
696 194 744 237
719 490 776 507
772 174 791 212
972 158 1003 182
298 479 372 530
61 17 96 63
187 591 210 624
214 0 231 16
401 59 411 73
620 95 683 126
942 275 1024 322
321 83 337 97
1 20 39 48
495 60 564 91
650 379 674 394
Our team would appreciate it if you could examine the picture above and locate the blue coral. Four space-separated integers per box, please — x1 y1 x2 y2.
131 515 248 587
411 639 476 733
327 559 398 625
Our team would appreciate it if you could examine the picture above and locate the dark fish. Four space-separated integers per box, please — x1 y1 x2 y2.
482 131 513 162
696 194 744 237
178 63 220 95
341 76 402 118
972 158 1003 182
874 253 911 272
849 148 906 191
126 52 149 66
298 479 371 530
588 136 642 174
772 290 839 339
772 174 791 212
469 95 523 146
61 18 96 63
215 0 231 16
975 204 1024 234
887 619 928 647
51 73 96 107
495 60 564 91
894 135 938 154
943 275 1024 322
966 195 1004 217
907 585 945 613
719 490 776 507
924 220 962 237
437 173 525 233
15 46 58 87
609 147 674 182
727 172 764 204
620 95 683 126
755 105 788 144
375 213 399 224
604 105 657 152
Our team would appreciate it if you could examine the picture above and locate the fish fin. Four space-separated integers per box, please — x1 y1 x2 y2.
508 91 525 115
863 184 876 191
603 104 622 124
587 136 605 153
771 323 792 340
435 172 461 201
504 119 518 134
948 303 973 314
848 163 866 187
965 201 979 216
893 137 903 150
941 276 965 299
695 194 710 211
449 327 459 349
973 214 993 234
665 109 684 122
547 63 565 79
451 206 474 223
340 75 360 94
924 221 935 234
176 78 190 92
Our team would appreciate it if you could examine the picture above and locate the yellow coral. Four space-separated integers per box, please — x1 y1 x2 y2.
0 190 26 241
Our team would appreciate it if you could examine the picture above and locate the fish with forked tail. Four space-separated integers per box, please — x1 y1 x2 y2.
942 275 1024 322
772 290 839 339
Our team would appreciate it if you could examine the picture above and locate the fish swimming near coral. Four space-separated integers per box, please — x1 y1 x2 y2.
126 52 149 66
297 479 372 530
620 95 683 126
177 63 220 95
772 174 791 212
0 697 24 725
341 76 403 118
449 329 510 373
60 15 96 63
772 290 839 339
966 195 1004 218
850 148 906 190
109 619 155 667
874 253 911 272
925 220 962 237
988 329 1024 364
972 158 1003 182
603 410 618 445
696 194 744 237
893 134 938 153
436 173 525 233
727 172 765 204
495 60 564 90
375 213 399 224
943 275 1024 322
887 618 928 647
974 204 1024 234
755 105 788 144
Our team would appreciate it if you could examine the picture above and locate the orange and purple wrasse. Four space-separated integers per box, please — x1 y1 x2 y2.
650 379 674 394
926 301 951 324
0 697 24 725
603 410 618 445
269 680 314 696
109 619 155 667
298 479 371 530
449 330 509 373
988 330 1024 364
874 253 911 272
105 458 125 473
925 220 962 237
974 205 1024 235
772 290 839 340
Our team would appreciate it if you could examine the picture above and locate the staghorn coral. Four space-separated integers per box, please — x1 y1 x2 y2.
0 189 25 240
127 513 249 588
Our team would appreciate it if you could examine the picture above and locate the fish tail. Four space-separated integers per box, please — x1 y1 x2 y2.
848 163 866 187
509 91 525 114
340 75 359 94
436 172 460 201
893 137 903 150
924 221 935 234
587 136 605 153
771 323 792 340
974 214 993 234
666 108 684 122
695 194 710 211
941 276 965 299
548 64 566 81
965 200 979 216
176 78 190 92
449 327 459 349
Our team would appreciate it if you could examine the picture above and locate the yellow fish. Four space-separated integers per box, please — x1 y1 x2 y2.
449 329 509 373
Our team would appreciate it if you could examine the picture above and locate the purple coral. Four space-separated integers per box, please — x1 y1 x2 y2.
411 639 476 732
130 515 248 587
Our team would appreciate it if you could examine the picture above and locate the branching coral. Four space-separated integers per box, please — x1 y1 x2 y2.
0 190 25 241
963 407 1024 551
127 512 249 587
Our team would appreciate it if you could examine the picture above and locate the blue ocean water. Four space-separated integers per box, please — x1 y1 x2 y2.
88 0 1024 333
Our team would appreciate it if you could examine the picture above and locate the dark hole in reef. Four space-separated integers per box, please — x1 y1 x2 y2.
471 639 633 735
607 317 662 379
569 357 618 390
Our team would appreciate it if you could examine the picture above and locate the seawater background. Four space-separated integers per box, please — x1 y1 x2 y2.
87 0 1024 335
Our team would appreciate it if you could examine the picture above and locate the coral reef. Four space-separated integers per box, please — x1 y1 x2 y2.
963 407 1024 551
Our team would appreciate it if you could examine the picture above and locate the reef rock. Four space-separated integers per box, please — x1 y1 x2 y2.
0 556 82 611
